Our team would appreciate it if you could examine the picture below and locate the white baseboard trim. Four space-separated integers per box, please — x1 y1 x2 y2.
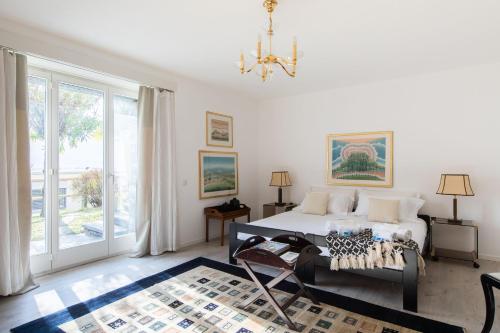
179 233 229 249
179 237 208 249
479 254 500 262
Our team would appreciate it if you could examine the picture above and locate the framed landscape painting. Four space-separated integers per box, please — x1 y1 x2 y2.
326 131 393 187
206 111 233 148
199 150 238 199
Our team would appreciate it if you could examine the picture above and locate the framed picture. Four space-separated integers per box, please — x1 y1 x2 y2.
326 131 393 187
206 111 233 148
199 150 239 199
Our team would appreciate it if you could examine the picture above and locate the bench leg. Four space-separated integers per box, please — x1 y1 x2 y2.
220 219 225 246
205 216 209 242
402 249 418 312
228 223 239 265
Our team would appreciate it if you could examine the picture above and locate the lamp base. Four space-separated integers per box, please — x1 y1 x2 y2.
447 218 463 224
276 187 284 206
274 202 287 207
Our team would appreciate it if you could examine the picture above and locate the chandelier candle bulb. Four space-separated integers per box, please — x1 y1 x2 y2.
239 52 244 73
257 36 262 60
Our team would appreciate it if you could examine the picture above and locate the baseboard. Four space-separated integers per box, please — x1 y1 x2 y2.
33 250 129 278
179 237 206 249
479 254 500 262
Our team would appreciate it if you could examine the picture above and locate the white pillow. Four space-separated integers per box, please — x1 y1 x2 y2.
399 197 425 220
301 192 330 216
368 198 400 224
356 195 424 220
327 194 353 216
355 190 420 216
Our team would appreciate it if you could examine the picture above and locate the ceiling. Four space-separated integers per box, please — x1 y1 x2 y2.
1 0 500 99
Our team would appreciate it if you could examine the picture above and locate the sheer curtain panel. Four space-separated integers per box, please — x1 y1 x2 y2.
132 86 177 257
0 49 37 295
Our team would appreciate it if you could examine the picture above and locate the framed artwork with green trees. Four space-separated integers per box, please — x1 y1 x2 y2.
326 131 393 187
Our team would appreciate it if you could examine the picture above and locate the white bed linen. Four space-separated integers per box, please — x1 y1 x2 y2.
238 211 427 258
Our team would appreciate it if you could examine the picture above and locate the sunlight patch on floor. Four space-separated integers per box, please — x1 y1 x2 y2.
71 274 133 301
34 290 66 315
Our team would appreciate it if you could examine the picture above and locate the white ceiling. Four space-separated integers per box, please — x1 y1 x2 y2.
1 0 500 99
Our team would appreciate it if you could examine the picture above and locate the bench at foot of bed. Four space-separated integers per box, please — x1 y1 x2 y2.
229 222 419 313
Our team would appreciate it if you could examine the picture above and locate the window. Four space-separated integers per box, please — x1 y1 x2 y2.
28 66 138 271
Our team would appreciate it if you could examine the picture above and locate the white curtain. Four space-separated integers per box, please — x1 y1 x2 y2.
0 49 38 295
132 86 177 257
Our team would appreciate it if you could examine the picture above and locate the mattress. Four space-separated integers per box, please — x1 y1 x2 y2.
238 211 428 258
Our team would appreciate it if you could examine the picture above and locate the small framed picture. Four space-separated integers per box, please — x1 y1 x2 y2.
206 111 233 148
199 150 238 199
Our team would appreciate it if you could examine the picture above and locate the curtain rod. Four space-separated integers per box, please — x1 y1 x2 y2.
0 43 174 93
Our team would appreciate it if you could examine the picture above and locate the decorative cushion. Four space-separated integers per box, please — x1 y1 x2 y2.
368 198 400 224
301 192 330 216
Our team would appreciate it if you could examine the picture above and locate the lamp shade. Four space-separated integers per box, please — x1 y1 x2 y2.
269 171 292 187
436 174 474 196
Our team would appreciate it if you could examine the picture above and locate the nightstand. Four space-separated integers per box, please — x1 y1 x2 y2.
430 217 480 268
263 203 297 218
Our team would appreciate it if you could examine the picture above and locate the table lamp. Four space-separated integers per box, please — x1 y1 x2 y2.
269 171 292 206
436 174 474 223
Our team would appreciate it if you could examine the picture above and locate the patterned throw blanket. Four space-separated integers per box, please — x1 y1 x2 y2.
325 229 425 275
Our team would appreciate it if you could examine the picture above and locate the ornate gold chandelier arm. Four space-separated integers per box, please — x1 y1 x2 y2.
275 58 296 78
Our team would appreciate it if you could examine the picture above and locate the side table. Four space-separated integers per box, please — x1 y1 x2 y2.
263 203 297 218
430 217 480 268
204 205 251 246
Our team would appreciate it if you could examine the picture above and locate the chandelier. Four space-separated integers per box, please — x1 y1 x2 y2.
239 0 301 82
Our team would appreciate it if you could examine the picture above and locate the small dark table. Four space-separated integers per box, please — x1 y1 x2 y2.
430 217 480 268
204 205 251 246
481 273 500 333
234 234 321 331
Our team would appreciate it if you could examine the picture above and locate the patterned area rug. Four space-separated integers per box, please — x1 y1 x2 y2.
12 257 464 333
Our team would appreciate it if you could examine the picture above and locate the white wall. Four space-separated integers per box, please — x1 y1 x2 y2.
0 21 259 249
176 78 259 247
257 62 500 260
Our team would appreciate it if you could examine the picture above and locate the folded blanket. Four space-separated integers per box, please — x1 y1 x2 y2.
327 220 414 242
325 220 361 236
325 229 425 275
369 223 413 242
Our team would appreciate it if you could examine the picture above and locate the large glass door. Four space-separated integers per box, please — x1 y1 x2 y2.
28 69 138 273
52 76 108 269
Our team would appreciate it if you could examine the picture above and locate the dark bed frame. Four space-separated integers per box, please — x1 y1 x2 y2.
229 215 431 313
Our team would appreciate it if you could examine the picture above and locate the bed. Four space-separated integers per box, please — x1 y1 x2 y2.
229 209 430 312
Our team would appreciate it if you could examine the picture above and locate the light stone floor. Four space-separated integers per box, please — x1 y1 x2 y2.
1 238 499 333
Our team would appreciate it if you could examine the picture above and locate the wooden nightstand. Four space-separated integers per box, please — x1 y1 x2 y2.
430 217 480 268
263 203 297 218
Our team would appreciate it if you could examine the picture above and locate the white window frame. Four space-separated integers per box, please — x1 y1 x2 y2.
28 66 138 274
